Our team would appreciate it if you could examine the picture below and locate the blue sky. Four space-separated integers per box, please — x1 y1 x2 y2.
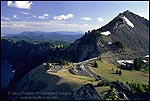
1 1 149 34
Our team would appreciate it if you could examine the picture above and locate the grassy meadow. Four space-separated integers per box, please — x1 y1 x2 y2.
92 60 149 84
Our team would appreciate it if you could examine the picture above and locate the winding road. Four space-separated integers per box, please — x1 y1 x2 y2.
84 63 98 78
79 58 100 80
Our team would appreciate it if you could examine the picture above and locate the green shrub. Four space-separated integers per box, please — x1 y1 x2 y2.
102 79 110 86
104 88 120 100
119 70 122 76
128 81 149 96
59 59 66 66
116 70 119 74
93 61 98 68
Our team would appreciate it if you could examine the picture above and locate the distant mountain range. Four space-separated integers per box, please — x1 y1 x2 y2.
2 31 84 43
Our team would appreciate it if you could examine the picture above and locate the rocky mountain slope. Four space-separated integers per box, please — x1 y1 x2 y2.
67 10 149 62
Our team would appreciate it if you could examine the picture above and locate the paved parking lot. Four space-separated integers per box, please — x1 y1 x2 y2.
46 57 99 79
69 64 92 77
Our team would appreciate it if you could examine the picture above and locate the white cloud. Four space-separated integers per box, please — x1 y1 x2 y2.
44 14 49 17
38 16 44 19
97 17 104 22
20 12 30 15
53 14 74 20
80 17 92 21
38 14 49 19
33 15 37 17
12 23 32 28
13 15 19 19
7 1 32 9
1 17 11 21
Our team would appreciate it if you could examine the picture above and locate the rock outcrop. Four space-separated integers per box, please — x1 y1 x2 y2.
73 83 101 100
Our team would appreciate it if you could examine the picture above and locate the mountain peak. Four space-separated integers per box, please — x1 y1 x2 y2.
117 10 136 18
123 10 130 14
68 10 149 62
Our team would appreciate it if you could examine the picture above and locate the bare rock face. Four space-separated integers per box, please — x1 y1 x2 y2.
73 83 101 100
